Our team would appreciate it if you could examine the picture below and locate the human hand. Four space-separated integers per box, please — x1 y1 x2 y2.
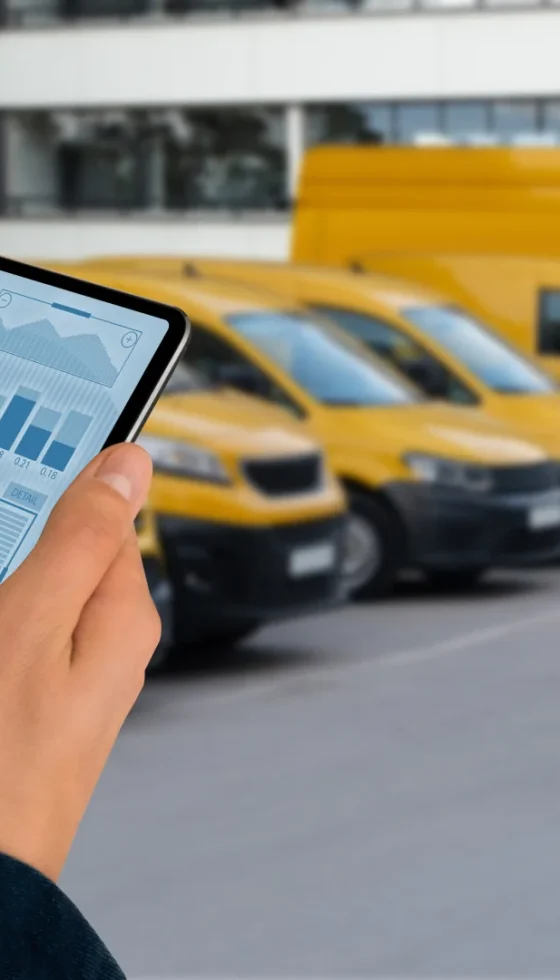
0 444 160 882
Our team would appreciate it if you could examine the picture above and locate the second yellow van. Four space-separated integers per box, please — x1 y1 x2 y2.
354 252 560 382
59 261 560 594
175 259 560 461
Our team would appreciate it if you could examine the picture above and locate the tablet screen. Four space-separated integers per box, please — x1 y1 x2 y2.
0 267 169 580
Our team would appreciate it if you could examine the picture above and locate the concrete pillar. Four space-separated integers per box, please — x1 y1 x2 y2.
147 134 165 210
286 104 304 205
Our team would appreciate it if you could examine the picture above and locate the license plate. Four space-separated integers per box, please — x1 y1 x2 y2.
288 542 336 578
528 504 560 530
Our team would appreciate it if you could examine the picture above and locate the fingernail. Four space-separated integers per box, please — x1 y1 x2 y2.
96 445 152 504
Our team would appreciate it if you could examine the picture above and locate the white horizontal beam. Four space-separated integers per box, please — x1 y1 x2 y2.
1 9 560 108
0 217 290 261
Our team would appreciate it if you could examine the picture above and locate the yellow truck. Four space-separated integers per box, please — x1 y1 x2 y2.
44 265 349 663
288 144 560 376
59 261 560 594
290 145 560 265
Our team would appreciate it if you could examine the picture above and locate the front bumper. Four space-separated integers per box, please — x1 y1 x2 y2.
386 482 560 570
158 513 348 640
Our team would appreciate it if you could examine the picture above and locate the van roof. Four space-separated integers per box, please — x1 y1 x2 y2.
189 258 444 315
153 273 297 317
357 251 560 284
42 261 299 319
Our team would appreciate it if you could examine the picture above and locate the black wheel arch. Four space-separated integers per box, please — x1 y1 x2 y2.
340 477 409 558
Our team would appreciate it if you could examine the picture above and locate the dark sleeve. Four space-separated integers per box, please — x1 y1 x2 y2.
0 852 126 979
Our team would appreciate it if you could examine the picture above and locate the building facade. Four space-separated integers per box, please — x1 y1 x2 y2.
1 0 560 260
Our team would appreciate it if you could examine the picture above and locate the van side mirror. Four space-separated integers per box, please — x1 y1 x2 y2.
215 362 265 396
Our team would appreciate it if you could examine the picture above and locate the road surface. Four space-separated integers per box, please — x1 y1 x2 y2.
62 569 560 978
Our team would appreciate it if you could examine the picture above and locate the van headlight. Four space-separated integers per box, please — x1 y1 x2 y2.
403 453 493 493
138 435 230 484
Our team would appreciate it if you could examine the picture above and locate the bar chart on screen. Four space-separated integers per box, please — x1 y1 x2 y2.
0 386 93 472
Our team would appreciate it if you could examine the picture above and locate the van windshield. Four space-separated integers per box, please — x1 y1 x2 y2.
164 363 211 394
404 306 555 395
227 310 418 406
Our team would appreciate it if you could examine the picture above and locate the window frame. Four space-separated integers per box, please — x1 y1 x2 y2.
537 287 560 356
405 303 555 395
186 319 308 418
309 301 480 406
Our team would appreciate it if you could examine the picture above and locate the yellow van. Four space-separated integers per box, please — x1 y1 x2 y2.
172 259 560 458
58 261 560 594
290 145 560 266
42 265 349 658
354 252 560 380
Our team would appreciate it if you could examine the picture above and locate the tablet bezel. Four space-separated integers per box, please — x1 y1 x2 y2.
0 255 190 449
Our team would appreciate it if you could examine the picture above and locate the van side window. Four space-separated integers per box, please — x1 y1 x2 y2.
538 290 560 354
311 303 478 406
186 323 305 417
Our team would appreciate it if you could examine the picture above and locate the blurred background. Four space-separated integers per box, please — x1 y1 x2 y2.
0 0 558 259
4 4 560 980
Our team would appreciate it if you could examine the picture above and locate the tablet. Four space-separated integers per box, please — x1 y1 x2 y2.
0 256 189 581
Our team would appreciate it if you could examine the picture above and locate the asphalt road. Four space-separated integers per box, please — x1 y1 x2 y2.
62 568 560 978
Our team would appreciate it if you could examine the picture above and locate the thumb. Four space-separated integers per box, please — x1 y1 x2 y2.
10 443 152 626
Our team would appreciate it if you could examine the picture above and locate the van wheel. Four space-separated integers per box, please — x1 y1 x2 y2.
344 491 403 600
197 620 262 652
147 621 262 674
424 567 488 591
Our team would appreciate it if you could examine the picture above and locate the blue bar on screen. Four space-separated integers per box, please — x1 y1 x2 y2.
0 388 40 450
15 407 62 461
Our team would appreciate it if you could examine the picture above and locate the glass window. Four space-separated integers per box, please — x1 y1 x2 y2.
443 101 490 140
404 305 554 394
394 103 440 143
304 103 392 146
57 0 149 16
57 143 149 210
163 363 211 395
164 108 286 210
311 304 477 404
187 322 258 377
492 101 538 140
227 310 418 406
542 101 560 139
538 290 560 354
5 107 287 213
186 324 303 415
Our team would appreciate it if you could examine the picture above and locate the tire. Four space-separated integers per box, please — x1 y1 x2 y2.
424 567 488 592
143 559 175 675
148 621 261 674
343 491 404 600
196 620 262 652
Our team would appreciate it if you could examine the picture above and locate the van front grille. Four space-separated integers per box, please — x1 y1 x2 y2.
243 453 323 497
491 462 558 495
